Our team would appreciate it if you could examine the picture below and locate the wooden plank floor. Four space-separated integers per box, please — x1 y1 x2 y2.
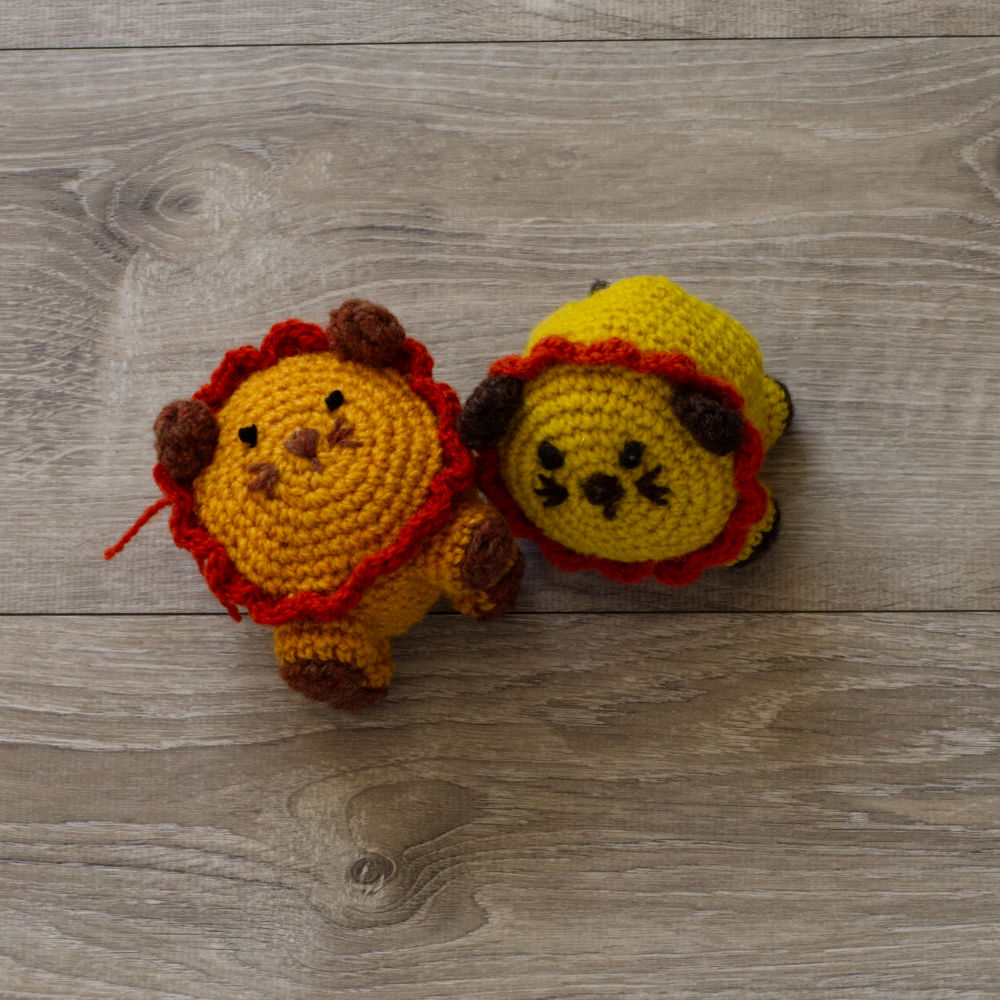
5 0 999 45
2 3 999 998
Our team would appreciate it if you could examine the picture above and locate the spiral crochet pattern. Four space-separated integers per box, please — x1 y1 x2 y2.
461 276 792 585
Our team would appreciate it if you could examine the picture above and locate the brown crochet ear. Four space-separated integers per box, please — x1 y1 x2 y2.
670 385 744 456
458 375 524 451
327 299 405 367
154 398 219 482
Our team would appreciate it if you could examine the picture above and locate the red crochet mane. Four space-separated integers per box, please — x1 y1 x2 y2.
476 335 768 586
153 320 473 624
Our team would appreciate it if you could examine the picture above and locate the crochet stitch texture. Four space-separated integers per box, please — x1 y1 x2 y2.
108 300 524 711
460 276 792 585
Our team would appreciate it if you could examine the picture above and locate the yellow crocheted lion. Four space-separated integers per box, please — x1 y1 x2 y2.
460 276 792 585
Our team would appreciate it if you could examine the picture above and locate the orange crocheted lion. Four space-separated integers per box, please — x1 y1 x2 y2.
108 300 523 711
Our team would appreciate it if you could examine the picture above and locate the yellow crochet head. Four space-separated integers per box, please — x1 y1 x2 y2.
499 363 735 564
460 276 793 585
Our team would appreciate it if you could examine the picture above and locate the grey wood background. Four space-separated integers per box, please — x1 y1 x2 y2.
5 1 999 45
2 3 999 998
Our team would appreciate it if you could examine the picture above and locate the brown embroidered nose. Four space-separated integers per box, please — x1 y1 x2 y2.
284 427 321 469
581 472 625 519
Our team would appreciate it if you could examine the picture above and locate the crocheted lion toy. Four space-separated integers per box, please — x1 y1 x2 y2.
107 300 524 711
459 276 792 585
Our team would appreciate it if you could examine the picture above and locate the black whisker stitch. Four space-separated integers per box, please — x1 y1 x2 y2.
636 465 670 506
534 475 569 507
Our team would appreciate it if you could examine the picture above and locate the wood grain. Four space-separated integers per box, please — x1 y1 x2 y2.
2 40 999 615
4 4 999 996
2 612 1000 998
3 0 999 47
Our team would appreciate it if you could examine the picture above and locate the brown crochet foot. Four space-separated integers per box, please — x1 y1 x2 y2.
280 657 388 712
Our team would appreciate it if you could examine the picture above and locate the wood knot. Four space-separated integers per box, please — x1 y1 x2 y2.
348 852 396 891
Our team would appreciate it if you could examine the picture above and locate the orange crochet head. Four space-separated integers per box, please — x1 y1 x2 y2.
151 300 473 624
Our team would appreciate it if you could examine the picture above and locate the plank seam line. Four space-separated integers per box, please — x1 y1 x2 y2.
1 34 998 54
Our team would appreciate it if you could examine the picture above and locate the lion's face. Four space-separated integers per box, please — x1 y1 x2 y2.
193 351 441 596
499 365 738 563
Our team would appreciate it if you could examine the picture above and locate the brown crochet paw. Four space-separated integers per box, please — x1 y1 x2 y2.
470 545 525 622
459 516 518 591
279 657 388 712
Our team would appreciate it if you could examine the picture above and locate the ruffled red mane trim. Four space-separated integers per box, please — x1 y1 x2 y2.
155 319 473 624
476 335 768 586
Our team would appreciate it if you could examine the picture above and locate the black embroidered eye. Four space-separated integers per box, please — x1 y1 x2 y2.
619 440 643 469
325 390 345 411
537 440 565 470
238 425 258 447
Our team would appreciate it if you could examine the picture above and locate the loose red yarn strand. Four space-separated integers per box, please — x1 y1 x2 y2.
103 498 171 560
